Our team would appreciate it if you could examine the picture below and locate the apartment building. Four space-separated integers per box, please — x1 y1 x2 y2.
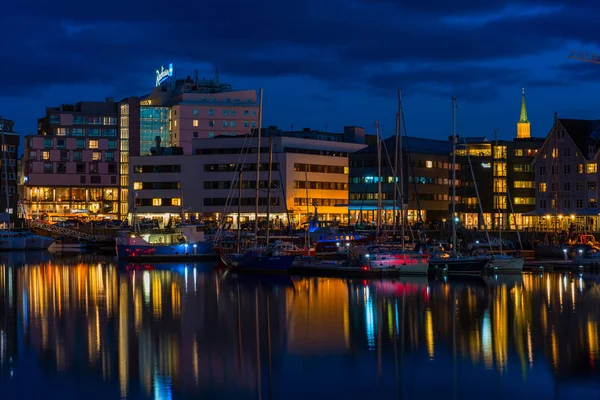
22 100 121 219
0 118 20 220
129 130 366 227
533 117 600 231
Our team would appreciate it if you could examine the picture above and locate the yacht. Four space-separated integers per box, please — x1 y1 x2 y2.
361 246 429 275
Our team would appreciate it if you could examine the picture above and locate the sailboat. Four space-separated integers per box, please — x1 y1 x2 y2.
220 89 297 273
428 97 489 275
461 130 524 273
360 91 429 274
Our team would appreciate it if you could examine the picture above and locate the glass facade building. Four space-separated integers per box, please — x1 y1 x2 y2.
140 107 171 155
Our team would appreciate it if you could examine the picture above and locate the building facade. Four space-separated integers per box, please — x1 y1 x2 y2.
22 100 122 220
454 91 542 229
138 67 260 155
0 118 20 220
348 136 453 227
533 118 600 231
129 132 366 227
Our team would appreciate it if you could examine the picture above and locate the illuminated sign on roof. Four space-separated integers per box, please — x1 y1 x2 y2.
156 63 174 86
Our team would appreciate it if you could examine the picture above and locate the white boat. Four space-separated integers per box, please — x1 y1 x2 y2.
23 232 54 250
488 254 524 273
361 246 429 275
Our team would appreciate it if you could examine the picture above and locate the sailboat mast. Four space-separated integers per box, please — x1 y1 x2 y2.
376 121 382 238
305 164 310 250
265 134 274 243
237 171 242 253
398 90 405 250
451 97 457 256
393 100 399 237
495 128 502 254
254 88 263 238
0 117 9 230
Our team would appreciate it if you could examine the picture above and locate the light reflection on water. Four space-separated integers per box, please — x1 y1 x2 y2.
0 253 598 399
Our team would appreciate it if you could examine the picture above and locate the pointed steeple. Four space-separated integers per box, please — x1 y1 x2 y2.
516 88 531 138
519 88 529 123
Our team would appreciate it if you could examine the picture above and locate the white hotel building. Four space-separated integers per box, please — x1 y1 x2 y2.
129 131 367 227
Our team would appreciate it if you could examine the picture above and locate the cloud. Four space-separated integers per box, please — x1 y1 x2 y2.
2 0 600 103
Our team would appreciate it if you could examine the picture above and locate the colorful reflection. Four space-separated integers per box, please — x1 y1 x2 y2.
0 258 599 399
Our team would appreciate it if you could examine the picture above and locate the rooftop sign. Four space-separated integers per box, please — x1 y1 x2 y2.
156 63 174 86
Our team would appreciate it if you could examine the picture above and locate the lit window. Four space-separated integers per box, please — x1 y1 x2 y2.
426 161 433 168
515 149 523 156
193 119 199 127
152 198 162 206
42 151 50 160
172 198 181 206
539 183 546 192
92 151 102 161
587 163 597 173
133 182 142 190
89 140 99 149
208 121 215 127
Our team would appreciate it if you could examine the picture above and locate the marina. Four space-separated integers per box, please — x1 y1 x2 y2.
0 253 599 399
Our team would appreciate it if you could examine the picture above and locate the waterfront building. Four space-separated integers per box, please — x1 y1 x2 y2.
0 118 20 220
532 117 600 231
137 67 260 155
348 136 452 227
455 90 543 229
22 100 122 220
129 128 366 226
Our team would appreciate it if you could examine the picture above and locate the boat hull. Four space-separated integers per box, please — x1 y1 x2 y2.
116 240 216 261
224 252 297 273
25 236 54 250
534 244 568 259
363 253 429 275
429 257 489 275
488 256 524 273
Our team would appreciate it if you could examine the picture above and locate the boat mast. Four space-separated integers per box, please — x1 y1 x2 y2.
305 164 310 250
237 170 242 253
393 97 399 237
495 128 502 254
451 97 457 256
0 117 9 231
265 133 274 244
398 90 405 250
376 121 382 238
254 88 263 239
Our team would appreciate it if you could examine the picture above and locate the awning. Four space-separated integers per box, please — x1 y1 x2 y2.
521 209 544 216
576 208 600 216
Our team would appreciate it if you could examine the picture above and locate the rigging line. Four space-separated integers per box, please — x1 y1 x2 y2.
273 149 294 238
214 134 253 242
401 110 426 243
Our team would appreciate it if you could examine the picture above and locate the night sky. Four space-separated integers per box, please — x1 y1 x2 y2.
3 0 600 142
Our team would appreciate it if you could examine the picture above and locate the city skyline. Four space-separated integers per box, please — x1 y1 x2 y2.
3 0 600 141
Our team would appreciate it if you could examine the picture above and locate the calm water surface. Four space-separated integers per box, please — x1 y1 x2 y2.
0 252 600 399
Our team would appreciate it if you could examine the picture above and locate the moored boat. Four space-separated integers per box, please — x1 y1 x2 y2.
487 254 524 273
116 224 215 261
428 256 489 275
361 246 429 275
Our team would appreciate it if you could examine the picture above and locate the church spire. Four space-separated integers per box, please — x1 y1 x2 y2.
519 88 529 123
516 88 531 138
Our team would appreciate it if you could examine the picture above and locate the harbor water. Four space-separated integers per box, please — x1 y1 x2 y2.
0 252 599 399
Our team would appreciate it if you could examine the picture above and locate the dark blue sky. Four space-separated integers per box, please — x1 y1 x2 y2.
3 0 600 141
